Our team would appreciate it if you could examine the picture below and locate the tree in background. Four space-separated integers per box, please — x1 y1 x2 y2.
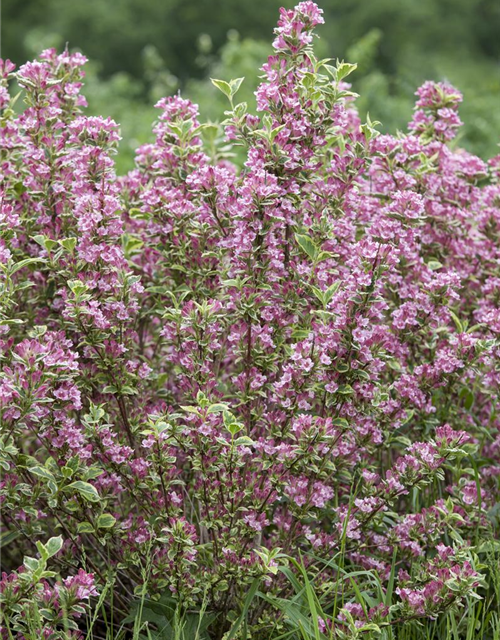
4 0 499 168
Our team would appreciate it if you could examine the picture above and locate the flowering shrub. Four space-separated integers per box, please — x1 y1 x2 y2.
1 3 499 638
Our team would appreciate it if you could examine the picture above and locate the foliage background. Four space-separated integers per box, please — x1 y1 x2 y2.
3 0 500 172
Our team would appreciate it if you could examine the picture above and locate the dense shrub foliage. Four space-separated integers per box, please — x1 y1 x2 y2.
1 3 499 639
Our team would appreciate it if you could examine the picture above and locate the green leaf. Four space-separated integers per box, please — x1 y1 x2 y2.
459 386 474 410
45 536 63 558
33 235 47 247
29 235 57 254
181 405 201 415
337 384 354 395
196 390 209 407
208 403 229 414
24 556 40 572
227 422 243 436
295 233 319 261
10 257 45 275
311 281 341 308
234 436 254 446
335 61 357 81
59 238 77 252
96 513 116 529
324 281 340 303
359 623 381 633
211 78 232 100
121 385 138 395
29 466 55 482
0 530 20 548
229 77 245 96
84 467 104 481
427 259 443 271
67 280 88 297
311 286 326 306
122 234 144 257
129 207 150 220
331 417 349 429
67 481 100 502
77 522 95 534
449 309 464 333
14 181 27 195
102 385 118 394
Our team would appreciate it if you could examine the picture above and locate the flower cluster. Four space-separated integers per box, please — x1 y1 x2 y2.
1 3 499 639
0 536 97 639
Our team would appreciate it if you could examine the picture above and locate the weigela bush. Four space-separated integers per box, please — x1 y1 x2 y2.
1 3 499 638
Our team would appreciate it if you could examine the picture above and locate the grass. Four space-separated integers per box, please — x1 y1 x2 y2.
54 542 498 640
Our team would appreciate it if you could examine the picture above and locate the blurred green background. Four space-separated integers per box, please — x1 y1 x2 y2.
3 0 500 172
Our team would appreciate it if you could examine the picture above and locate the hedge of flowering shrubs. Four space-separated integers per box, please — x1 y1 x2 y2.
1 2 500 639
